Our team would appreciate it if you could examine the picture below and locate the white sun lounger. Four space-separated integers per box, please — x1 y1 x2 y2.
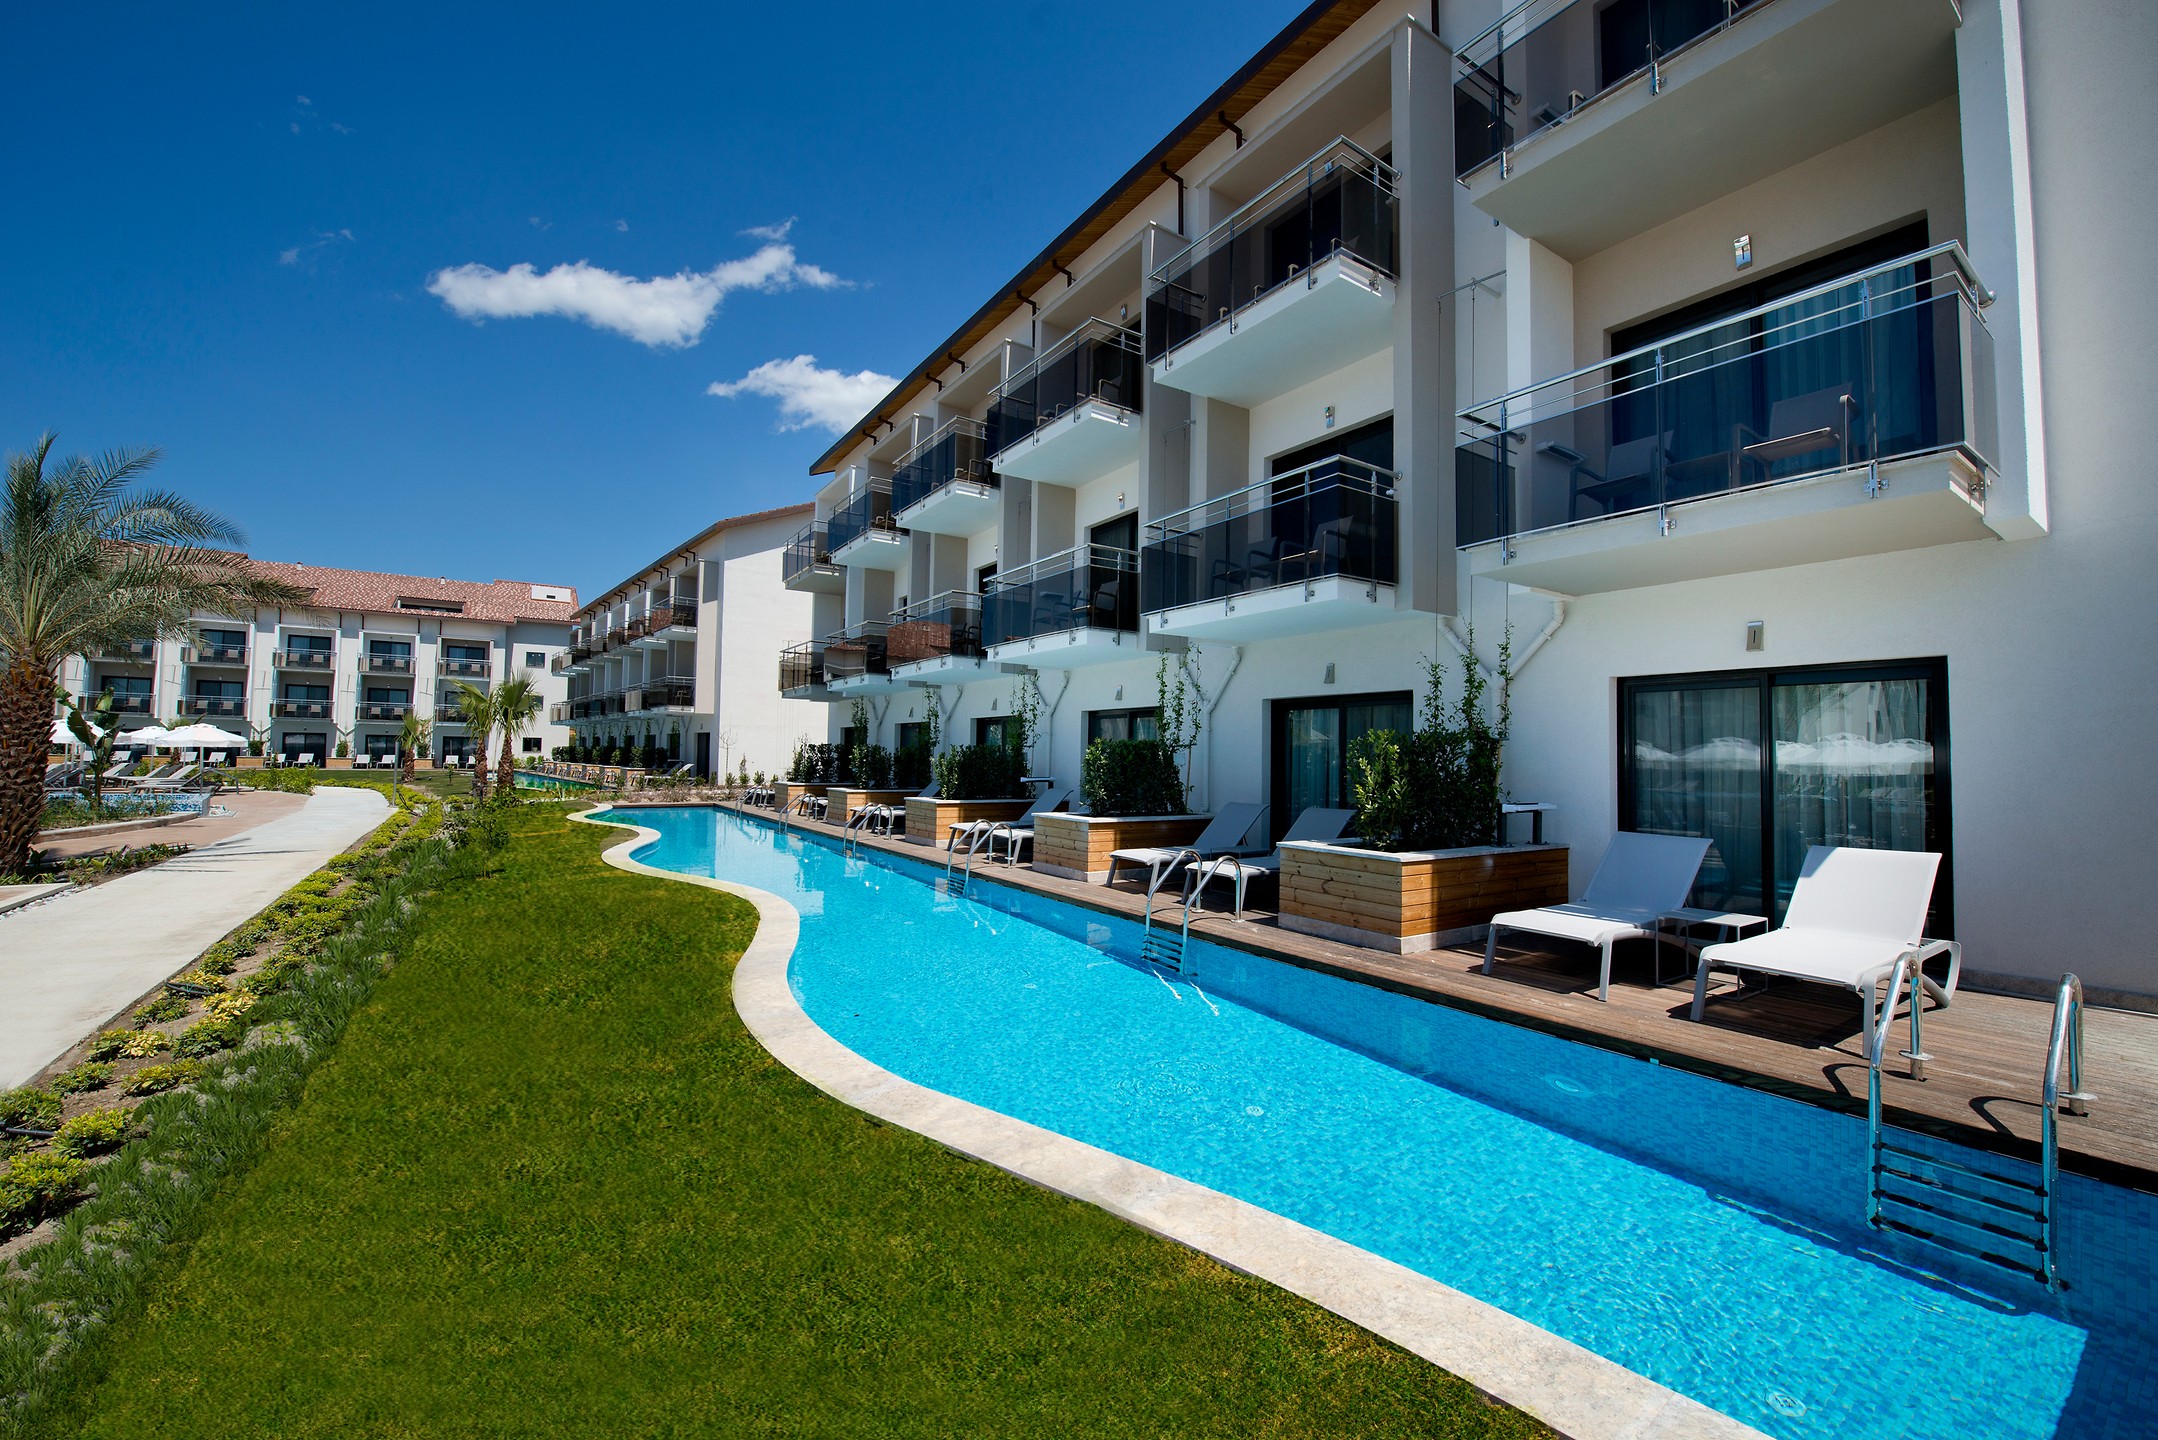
947 787 1069 854
1106 802 1269 893
1185 807 1358 917
1691 845 1958 1056
982 786 1091 867
1484 832 1715 1002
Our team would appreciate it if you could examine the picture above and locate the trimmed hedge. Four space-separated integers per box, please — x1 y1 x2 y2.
1079 738 1186 817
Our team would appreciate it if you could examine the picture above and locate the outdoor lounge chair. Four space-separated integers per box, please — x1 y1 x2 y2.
1105 802 1269 894
1691 845 1957 1056
295 752 316 768
946 787 1069 854
1484 831 1715 1003
135 762 203 792
97 751 138 783
1184 807 1358 918
853 781 935 835
981 788 1086 867
117 761 178 788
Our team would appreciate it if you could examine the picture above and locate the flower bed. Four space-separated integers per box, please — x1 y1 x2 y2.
1031 814 1209 882
1277 842 1569 953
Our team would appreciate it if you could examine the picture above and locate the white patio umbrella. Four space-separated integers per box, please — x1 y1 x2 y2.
120 725 173 745
51 716 79 746
160 723 248 750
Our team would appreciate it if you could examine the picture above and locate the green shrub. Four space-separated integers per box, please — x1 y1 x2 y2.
1080 737 1185 817
194 950 239 976
849 742 895 790
131 995 189 1025
117 1030 171 1060
0 1152 87 1234
52 1108 130 1158
174 1018 246 1059
1348 644 1511 853
85 1029 135 1063
169 968 228 994
931 742 1026 801
123 1060 204 1097
52 1061 115 1095
0 1087 61 1134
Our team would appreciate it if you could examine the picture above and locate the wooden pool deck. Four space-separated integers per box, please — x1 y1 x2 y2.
702 801 2158 1190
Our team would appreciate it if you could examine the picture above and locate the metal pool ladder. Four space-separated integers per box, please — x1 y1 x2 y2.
1139 851 1240 972
1866 965 2092 1290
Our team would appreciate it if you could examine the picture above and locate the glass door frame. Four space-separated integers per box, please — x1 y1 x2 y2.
1617 656 1953 935
1267 690 1414 843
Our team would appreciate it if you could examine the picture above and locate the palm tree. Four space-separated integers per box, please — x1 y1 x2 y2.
450 680 497 799
398 711 432 786
1 435 303 873
492 672 542 800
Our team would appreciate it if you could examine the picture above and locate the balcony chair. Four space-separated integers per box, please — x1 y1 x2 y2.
1483 832 1716 1002
1736 383 1853 484
1691 845 1957 1057
1568 434 1670 521
1106 802 1269 895
1184 807 1358 918
1029 590 1072 638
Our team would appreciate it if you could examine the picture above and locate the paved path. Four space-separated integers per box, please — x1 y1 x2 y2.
0 786 391 1089
34 788 307 861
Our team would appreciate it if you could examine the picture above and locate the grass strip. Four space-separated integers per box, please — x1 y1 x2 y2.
30 804 1546 1438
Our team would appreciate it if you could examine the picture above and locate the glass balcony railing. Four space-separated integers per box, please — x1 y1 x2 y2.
359 699 414 721
988 320 1144 454
1144 137 1397 364
179 697 247 718
660 599 697 629
783 525 838 584
548 702 571 724
103 692 154 716
272 698 332 719
632 678 696 710
828 483 898 553
779 643 826 693
362 651 415 675
887 591 984 667
94 640 157 663
439 656 491 678
822 623 890 684
1454 0 1770 177
277 648 333 670
892 418 996 517
983 544 1140 647
1142 456 1399 614
186 643 248 666
1454 244 1997 546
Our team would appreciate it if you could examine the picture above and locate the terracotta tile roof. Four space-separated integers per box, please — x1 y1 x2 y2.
245 557 578 625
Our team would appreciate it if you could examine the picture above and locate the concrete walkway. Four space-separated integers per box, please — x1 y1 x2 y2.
0 786 391 1089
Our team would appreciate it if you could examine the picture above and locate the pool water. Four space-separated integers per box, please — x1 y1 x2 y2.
606 806 2156 1440
515 771 598 791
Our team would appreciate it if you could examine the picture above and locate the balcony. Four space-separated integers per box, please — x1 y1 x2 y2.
989 320 1144 487
984 544 1142 669
779 642 829 699
272 699 332 720
570 697 598 720
1454 0 1959 258
362 651 415 675
824 623 908 694
276 648 333 671
359 699 413 722
890 418 999 537
1145 138 1396 408
550 652 572 676
101 692 153 716
178 697 246 719
92 640 156 664
185 643 248 667
1143 455 1399 642
439 656 492 679
782 524 845 594
888 591 989 680
828 481 909 572
548 702 571 724
1456 244 1997 595
631 678 696 711
655 599 697 634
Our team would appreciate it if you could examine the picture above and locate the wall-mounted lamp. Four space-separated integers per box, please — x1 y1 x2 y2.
1745 620 1765 652
1733 234 1753 269
1324 404 1337 429
1323 662 1337 684
1114 685 1124 702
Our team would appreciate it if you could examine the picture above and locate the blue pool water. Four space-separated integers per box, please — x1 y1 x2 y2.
605 806 2156 1440
515 771 598 791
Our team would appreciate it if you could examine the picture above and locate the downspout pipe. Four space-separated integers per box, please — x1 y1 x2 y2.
1195 644 1243 812
1442 599 1566 709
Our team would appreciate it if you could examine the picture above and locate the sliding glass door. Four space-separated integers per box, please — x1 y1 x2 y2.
1270 692 1412 842
1620 660 1951 934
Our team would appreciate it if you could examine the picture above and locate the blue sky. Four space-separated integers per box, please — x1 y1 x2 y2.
1 1 1305 597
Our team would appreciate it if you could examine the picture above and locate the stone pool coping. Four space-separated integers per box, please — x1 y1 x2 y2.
570 805 1770 1440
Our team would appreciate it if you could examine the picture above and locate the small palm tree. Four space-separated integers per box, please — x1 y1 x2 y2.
398 711 432 786
492 672 542 800
1 435 303 873
450 680 497 799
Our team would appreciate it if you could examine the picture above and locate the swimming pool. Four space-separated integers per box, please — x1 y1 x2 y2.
514 771 598 791
604 805 2155 1440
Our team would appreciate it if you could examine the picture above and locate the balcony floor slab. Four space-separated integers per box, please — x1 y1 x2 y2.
784 566 847 595
890 654 996 683
893 482 999 538
825 673 914 697
1150 253 1394 409
1463 452 1992 596
1147 575 1403 643
991 401 1143 487
831 531 911 573
986 627 1145 669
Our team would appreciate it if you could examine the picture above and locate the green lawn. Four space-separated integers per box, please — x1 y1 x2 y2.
39 806 1543 1438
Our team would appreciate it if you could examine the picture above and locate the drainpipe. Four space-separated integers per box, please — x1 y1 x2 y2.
1194 644 1243 812
1034 669 1071 780
1441 598 1566 710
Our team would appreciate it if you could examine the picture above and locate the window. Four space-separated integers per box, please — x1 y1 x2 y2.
396 596 464 614
198 627 246 648
367 639 413 657
522 737 542 753
1269 692 1413 841
975 564 997 594
1090 512 1139 554
101 676 153 696
895 722 926 752
192 680 244 699
525 651 545 669
443 643 488 661
1619 658 1951 934
1270 416 1394 478
974 716 1012 749
364 687 411 703
286 633 331 654
281 683 329 701
1086 708 1159 744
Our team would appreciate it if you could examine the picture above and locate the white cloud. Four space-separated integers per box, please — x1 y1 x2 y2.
614 218 630 233
426 242 849 349
296 94 312 106
706 355 895 433
280 227 355 267
742 218 796 242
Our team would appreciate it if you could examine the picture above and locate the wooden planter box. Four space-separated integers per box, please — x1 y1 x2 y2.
235 756 266 769
1032 813 1210 882
775 782 827 812
826 788 909 823
1279 842 1569 953
325 757 353 769
902 797 1033 846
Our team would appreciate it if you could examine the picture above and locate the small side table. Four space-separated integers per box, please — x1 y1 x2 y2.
1654 908 1769 987
1501 802 1555 845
